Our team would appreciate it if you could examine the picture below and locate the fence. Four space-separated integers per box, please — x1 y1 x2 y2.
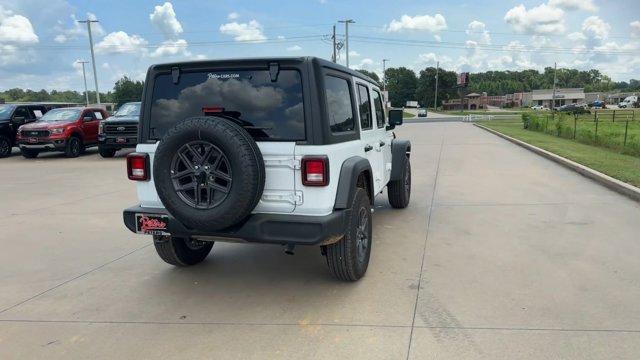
524 111 640 156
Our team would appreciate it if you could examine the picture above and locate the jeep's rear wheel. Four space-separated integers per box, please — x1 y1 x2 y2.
153 235 213 266
324 188 372 281
153 117 265 232
388 157 411 208
0 135 11 158
21 148 39 158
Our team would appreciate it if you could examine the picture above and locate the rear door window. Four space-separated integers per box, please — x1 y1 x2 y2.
324 75 355 133
357 84 372 130
372 89 385 128
149 69 305 141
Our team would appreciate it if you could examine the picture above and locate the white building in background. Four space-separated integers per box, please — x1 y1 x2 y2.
529 88 585 108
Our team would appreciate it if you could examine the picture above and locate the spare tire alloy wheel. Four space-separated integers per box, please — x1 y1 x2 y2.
153 117 265 233
171 141 232 209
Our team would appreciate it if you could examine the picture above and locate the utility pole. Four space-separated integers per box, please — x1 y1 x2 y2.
382 59 389 92
76 60 90 105
331 25 337 63
338 19 355 67
434 61 439 110
78 19 101 104
552 62 557 111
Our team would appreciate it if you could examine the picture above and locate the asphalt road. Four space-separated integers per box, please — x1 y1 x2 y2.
1 122 640 359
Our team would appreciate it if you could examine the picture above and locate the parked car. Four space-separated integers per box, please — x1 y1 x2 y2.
558 103 590 114
98 101 141 158
16 107 108 158
0 104 47 158
588 100 606 109
122 57 411 281
531 105 549 111
417 108 427 117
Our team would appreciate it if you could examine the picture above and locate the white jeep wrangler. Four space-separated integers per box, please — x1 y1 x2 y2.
123 57 411 281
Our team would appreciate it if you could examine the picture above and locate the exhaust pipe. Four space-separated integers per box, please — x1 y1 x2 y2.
284 244 295 255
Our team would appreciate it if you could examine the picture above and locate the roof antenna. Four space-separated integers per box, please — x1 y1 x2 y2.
269 62 279 82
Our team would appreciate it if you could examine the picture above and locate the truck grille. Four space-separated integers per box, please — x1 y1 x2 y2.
23 130 50 137
104 124 138 136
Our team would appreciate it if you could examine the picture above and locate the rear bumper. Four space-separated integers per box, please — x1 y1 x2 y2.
123 205 349 246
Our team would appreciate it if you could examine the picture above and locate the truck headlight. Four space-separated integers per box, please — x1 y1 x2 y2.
50 128 64 134
98 122 104 134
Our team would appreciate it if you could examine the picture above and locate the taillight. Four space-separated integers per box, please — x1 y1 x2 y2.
301 156 329 186
127 153 149 181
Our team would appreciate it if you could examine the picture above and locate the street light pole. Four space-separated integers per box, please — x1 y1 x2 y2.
78 19 101 104
338 19 355 67
332 24 337 63
434 61 439 110
382 59 389 92
77 60 90 105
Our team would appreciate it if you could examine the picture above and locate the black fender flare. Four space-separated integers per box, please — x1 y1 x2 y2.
334 156 374 209
390 139 411 181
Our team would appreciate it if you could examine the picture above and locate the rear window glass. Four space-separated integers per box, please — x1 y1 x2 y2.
149 70 305 141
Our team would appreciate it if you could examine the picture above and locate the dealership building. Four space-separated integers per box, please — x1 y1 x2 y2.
526 88 585 108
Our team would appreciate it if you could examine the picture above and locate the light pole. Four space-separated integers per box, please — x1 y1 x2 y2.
78 19 100 104
338 19 355 67
76 60 90 105
434 61 439 110
382 59 389 92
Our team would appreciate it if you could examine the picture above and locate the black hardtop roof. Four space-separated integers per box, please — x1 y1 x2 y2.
148 56 380 87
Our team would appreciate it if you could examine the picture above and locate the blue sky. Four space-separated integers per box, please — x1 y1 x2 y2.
0 0 639 92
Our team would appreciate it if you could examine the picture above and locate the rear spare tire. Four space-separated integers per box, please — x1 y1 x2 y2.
153 117 265 232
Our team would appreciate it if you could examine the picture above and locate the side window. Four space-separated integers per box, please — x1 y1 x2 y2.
325 75 355 133
13 107 29 119
83 111 95 121
357 84 372 130
30 107 44 119
372 89 385 128
94 111 104 120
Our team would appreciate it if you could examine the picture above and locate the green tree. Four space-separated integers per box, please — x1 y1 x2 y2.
385 67 417 107
356 69 380 85
112 76 144 106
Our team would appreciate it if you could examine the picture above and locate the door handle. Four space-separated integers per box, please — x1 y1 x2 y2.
364 144 373 152
379 141 386 147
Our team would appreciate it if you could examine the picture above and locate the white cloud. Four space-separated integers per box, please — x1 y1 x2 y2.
349 50 361 57
277 35 285 40
568 31 587 41
219 20 266 41
102 62 110 69
149 2 183 39
504 4 565 34
0 5 38 43
350 58 374 71
95 31 148 54
386 14 447 32
150 39 190 58
54 12 105 43
227 12 239 20
434 34 442 42
548 0 597 12
632 21 640 37
466 20 491 45
582 16 611 40
286 45 302 51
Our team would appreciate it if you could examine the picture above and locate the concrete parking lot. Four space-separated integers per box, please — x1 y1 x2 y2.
1 122 640 359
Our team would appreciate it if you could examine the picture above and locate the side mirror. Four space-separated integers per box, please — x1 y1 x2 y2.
387 109 403 130
12 116 25 124
83 116 94 122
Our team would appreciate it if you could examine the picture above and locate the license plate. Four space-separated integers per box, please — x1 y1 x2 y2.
135 213 170 235
116 137 127 144
28 138 38 143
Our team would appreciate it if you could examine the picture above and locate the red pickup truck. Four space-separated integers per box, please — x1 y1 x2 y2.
16 107 108 158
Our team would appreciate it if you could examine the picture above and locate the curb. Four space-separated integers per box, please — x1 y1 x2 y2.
473 123 640 203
